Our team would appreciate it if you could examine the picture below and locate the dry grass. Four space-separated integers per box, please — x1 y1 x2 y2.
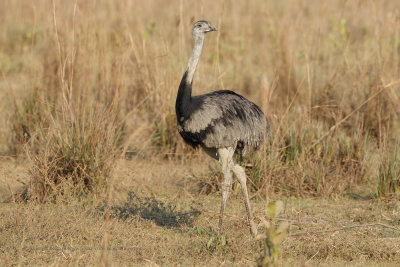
1 159 400 266
1 0 400 196
0 0 400 265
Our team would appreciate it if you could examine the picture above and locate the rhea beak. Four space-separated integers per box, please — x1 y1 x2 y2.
210 26 217 31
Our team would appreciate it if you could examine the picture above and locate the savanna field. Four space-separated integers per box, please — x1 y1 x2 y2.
0 0 400 265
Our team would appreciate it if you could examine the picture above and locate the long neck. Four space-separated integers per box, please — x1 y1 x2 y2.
176 33 205 116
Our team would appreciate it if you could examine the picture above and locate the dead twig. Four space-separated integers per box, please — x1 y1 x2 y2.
287 223 400 237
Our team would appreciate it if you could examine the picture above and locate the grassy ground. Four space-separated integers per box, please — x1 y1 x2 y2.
1 157 399 266
1 0 400 265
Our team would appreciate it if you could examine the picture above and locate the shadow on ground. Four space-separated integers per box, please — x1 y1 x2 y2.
98 192 201 227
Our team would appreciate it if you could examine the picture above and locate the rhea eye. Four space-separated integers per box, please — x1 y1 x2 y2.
197 24 201 28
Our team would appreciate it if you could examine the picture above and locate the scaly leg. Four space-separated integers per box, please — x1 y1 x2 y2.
232 164 258 238
217 147 234 233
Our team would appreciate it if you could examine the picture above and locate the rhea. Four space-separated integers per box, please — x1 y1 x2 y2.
175 20 269 238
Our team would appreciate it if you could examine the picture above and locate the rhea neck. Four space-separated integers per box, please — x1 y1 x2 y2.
176 32 205 116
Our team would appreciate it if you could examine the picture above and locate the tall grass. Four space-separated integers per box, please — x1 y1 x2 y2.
0 0 399 198
3 0 127 201
377 143 400 197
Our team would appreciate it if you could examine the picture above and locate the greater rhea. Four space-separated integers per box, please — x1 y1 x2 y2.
175 20 269 238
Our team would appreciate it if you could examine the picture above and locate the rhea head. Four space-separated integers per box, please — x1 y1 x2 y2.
192 20 217 37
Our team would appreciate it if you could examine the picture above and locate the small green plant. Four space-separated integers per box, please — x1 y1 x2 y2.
187 226 228 251
257 200 288 267
206 233 228 251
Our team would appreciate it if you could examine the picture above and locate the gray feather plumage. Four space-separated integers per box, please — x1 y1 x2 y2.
179 90 269 153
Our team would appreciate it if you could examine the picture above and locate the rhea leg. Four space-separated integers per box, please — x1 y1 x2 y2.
217 147 234 233
232 164 258 238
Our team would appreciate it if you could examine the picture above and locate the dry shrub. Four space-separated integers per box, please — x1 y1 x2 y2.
26 104 123 202
197 163 224 195
376 143 400 197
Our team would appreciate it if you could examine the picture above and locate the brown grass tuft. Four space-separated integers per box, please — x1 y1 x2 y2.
26 105 123 202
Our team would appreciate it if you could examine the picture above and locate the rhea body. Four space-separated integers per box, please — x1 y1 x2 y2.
175 20 268 238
